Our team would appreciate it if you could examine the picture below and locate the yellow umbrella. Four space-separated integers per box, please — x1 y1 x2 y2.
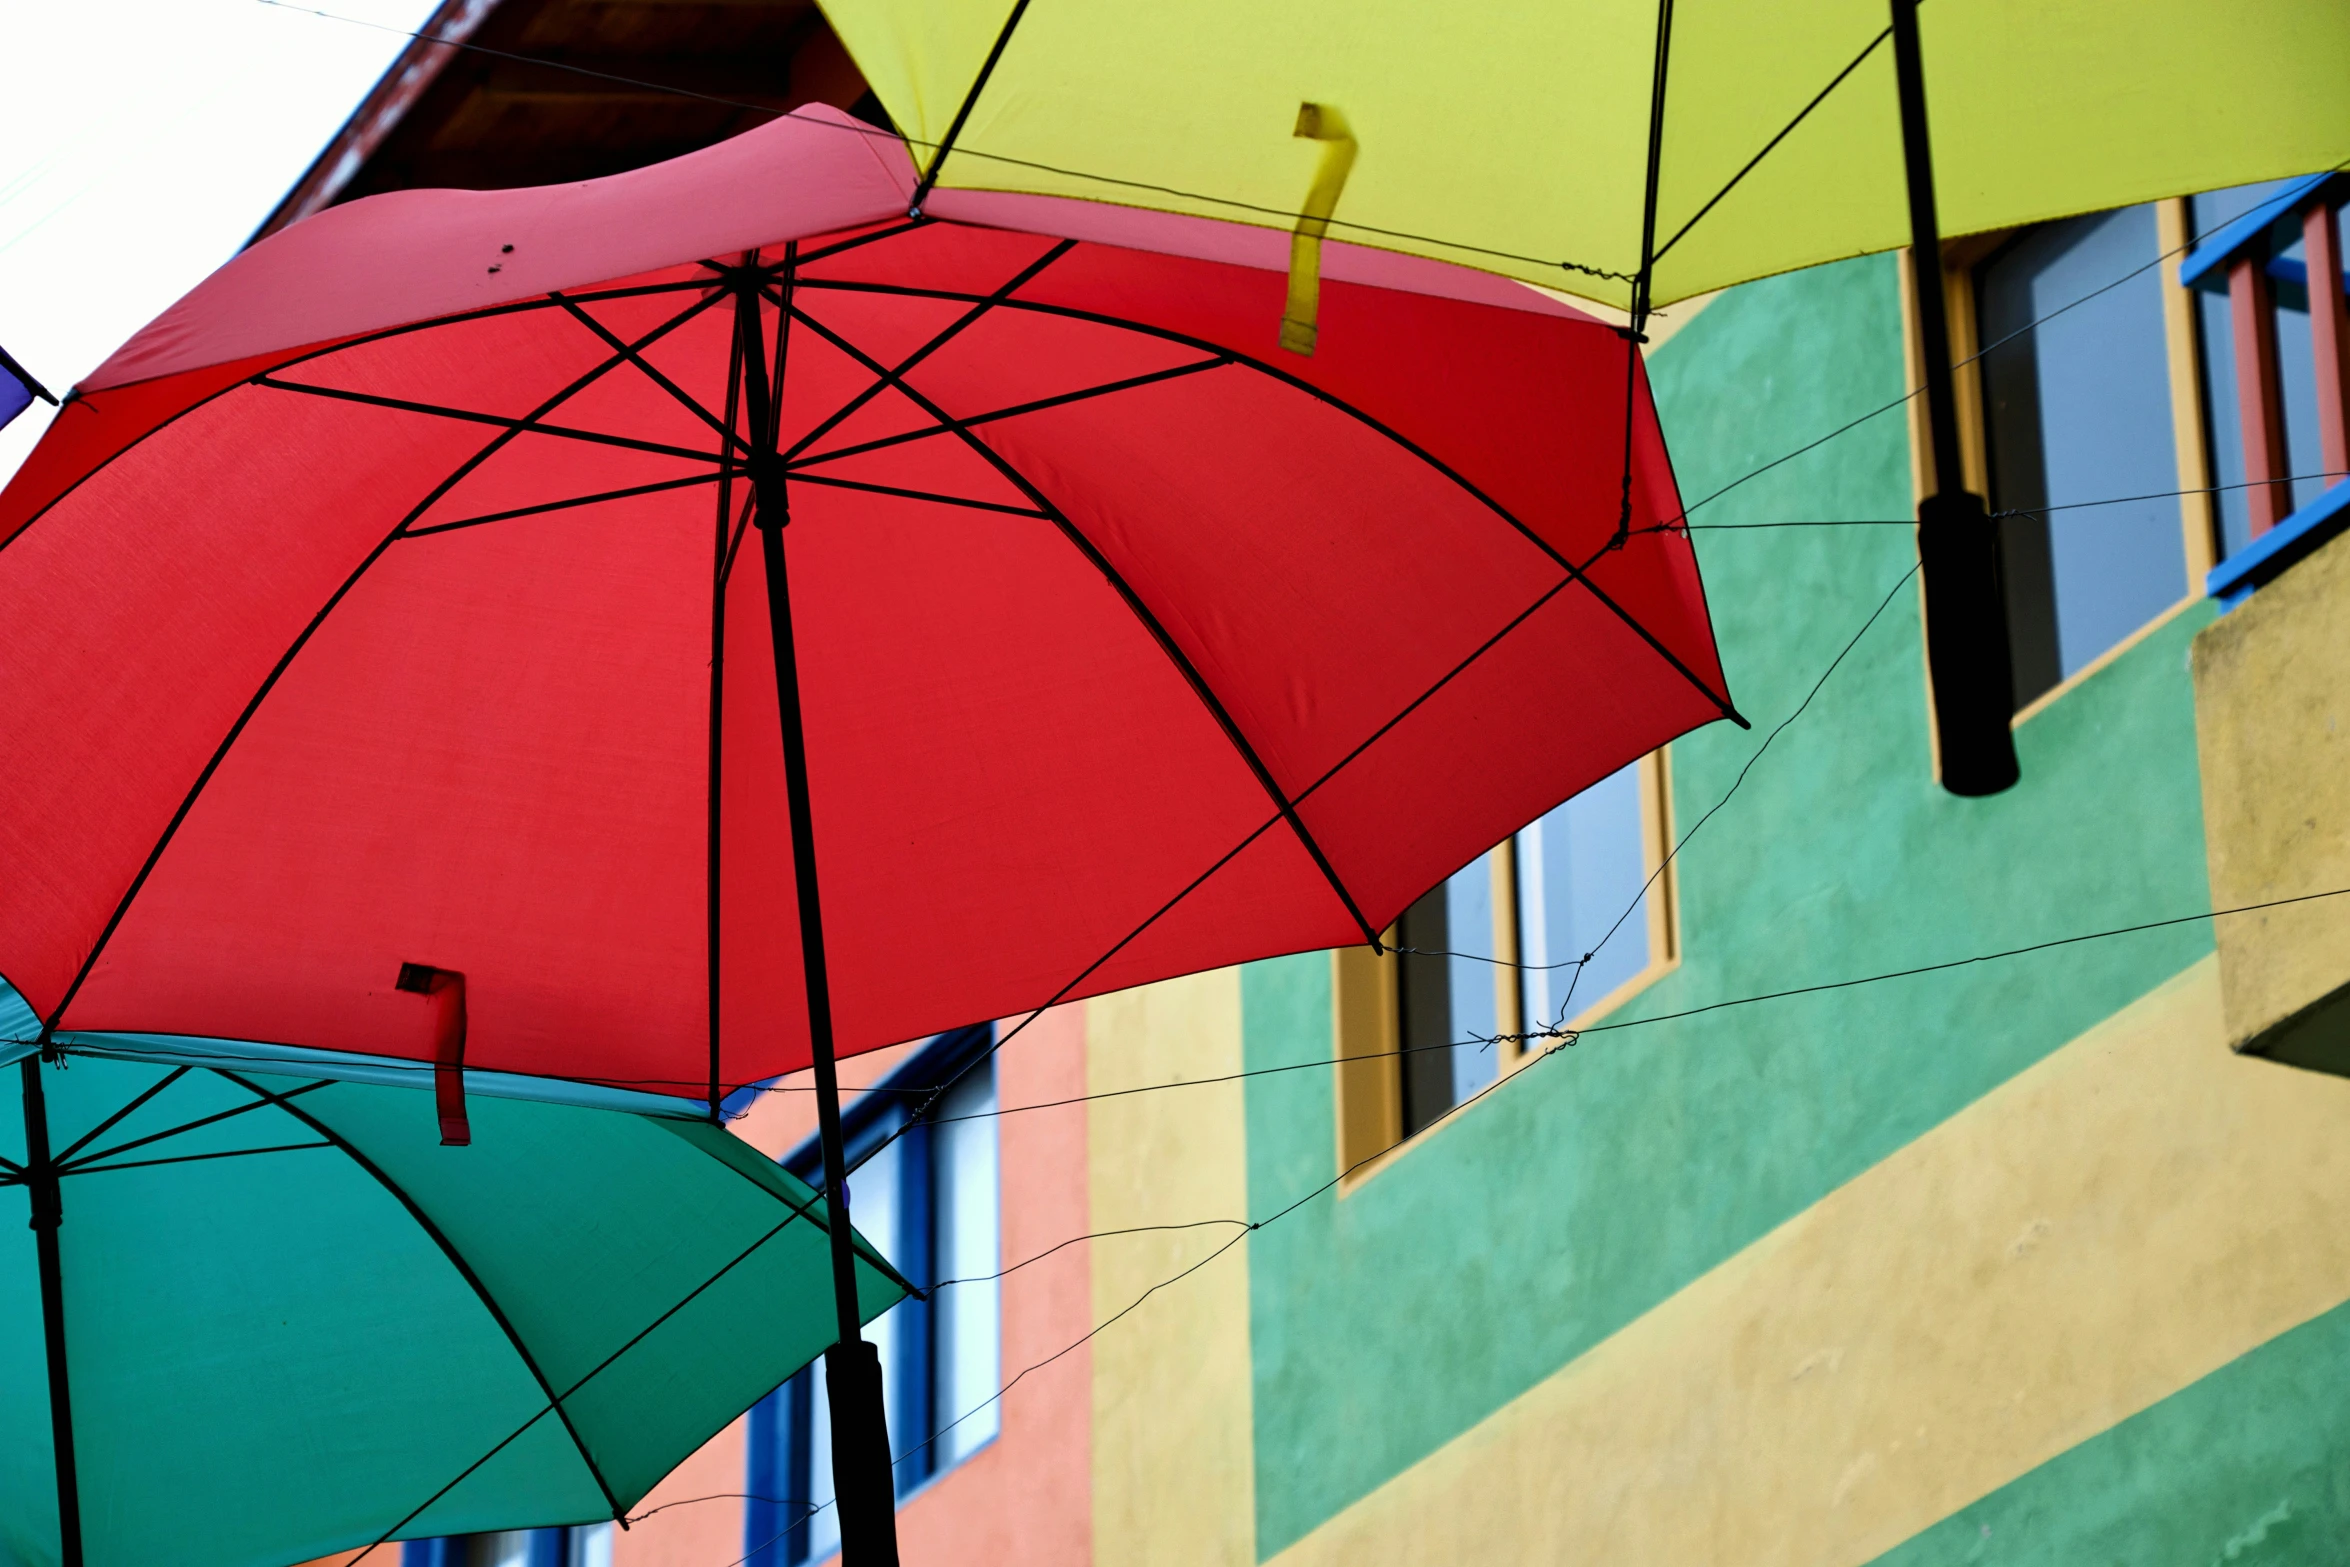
820 0 2344 312
818 0 2345 795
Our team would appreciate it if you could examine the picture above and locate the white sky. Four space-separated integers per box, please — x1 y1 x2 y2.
0 0 442 482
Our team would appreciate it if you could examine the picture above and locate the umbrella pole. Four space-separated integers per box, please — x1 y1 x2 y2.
1889 0 2019 797
20 1057 85 1567
744 456 904 1561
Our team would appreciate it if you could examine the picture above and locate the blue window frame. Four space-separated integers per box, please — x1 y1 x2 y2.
2180 173 2350 605
744 1027 1001 1567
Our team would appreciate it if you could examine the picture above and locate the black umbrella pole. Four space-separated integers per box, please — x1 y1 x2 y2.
1890 0 2018 797
21 1057 85 1567
753 492 903 1567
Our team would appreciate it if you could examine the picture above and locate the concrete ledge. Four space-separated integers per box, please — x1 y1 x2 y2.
2191 521 2350 1062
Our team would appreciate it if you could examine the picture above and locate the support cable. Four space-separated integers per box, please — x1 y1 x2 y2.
906 0 1036 217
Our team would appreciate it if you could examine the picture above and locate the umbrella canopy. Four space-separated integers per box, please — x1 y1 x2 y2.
817 0 2347 309
0 991 906 1567
0 107 1729 1101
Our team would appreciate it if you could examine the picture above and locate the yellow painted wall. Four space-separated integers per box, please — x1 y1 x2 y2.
1085 971 1257 1567
1266 956 2350 1566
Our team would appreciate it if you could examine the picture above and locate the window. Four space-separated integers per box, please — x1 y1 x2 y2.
1394 852 1499 1136
1974 203 2188 707
472 1534 533 1567
745 1029 1001 1567
565 1523 614 1567
400 1526 611 1567
1343 753 1674 1162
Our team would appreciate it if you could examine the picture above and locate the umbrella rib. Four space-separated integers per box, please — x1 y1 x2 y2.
785 354 1232 471
791 218 932 269
784 469 1048 518
1649 25 1892 266
57 1078 335 1172
707 315 747 1123
39 293 722 1036
61 1140 336 1177
253 376 726 466
50 1064 190 1162
0 280 716 567
401 471 726 539
793 276 1742 725
907 0 1035 214
553 293 746 454
214 1069 629 1525
788 303 1386 949
774 237 1075 465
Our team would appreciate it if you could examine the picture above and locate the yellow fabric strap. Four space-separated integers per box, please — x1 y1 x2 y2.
1281 102 1356 356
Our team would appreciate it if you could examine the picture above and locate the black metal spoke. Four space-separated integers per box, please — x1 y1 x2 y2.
788 355 1232 471
259 278 715 385
58 1078 335 1173
51 1064 190 1161
793 218 931 268
775 238 1074 464
255 377 727 467
785 469 1049 518
790 275 1743 724
789 303 1385 948
216 1070 628 1524
554 294 745 454
41 292 727 1035
403 471 725 540
705 300 746 1124
62 1140 335 1177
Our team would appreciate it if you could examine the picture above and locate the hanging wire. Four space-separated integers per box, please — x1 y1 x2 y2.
1389 558 1921 1000
250 0 1639 286
1671 150 2350 529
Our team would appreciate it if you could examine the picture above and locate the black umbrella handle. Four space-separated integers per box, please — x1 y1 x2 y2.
1891 0 2020 796
736 266 904 1567
20 1056 85 1567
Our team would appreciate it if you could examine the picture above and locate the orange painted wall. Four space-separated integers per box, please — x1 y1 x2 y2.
888 1003 1091 1567
608 1007 1092 1567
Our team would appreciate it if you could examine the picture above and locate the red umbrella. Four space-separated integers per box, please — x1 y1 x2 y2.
0 108 1732 1560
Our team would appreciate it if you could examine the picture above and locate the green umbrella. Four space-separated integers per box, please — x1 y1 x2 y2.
1 991 907 1567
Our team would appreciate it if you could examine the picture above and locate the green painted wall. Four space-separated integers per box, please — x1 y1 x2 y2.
1865 1294 2350 1567
1238 252 2219 1557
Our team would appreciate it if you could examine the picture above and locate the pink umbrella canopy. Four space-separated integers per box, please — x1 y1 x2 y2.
0 106 1734 1104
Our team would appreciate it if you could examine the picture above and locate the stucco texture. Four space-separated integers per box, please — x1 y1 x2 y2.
1261 956 2350 1565
1238 251 2219 1557
1088 971 1257 1567
2191 523 2350 1064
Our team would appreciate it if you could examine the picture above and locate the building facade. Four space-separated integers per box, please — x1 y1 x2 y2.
268 10 2350 1562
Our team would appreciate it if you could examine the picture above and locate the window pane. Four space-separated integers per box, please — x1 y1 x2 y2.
469 1534 533 1567
2195 282 2253 559
1395 854 1500 1137
564 1525 613 1567
1977 204 2184 702
932 1059 1001 1466
1516 761 1650 1034
845 1136 907 1474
